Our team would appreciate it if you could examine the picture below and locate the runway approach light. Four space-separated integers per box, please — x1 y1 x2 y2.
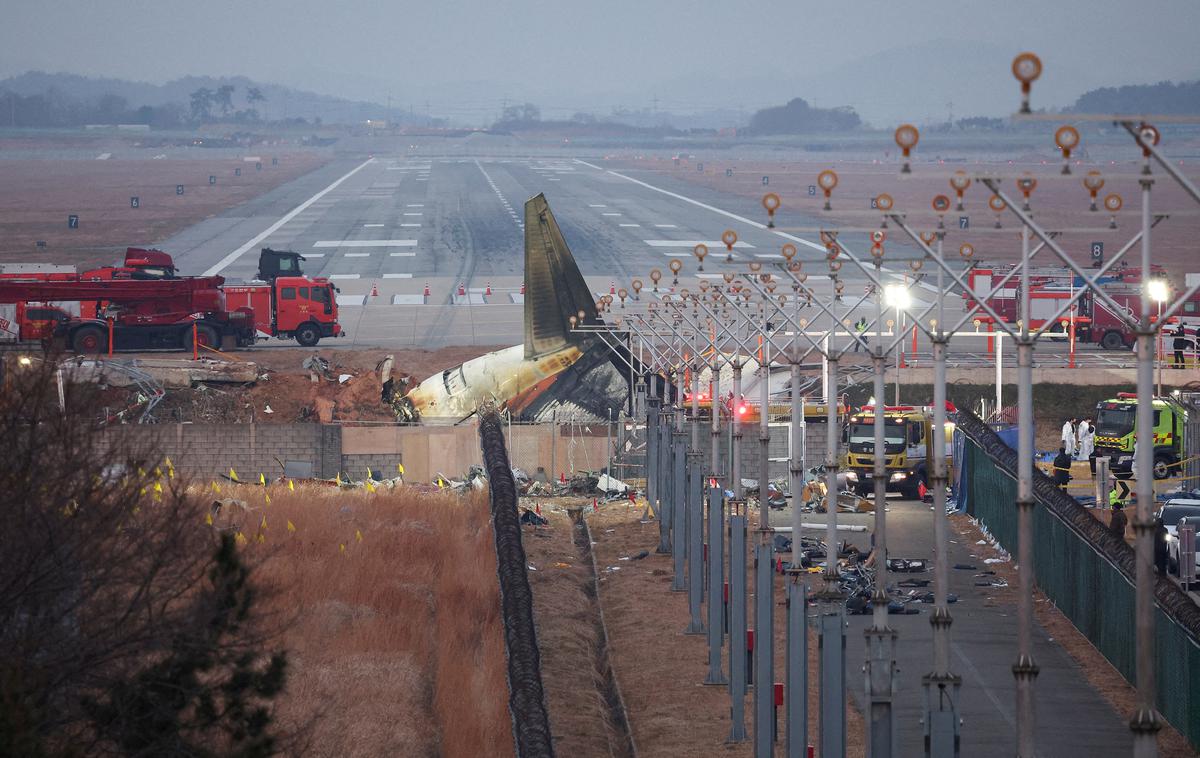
1012 52 1042 113
1055 126 1080 174
1083 171 1105 211
894 125 919 173
1147 279 1170 304
884 284 912 311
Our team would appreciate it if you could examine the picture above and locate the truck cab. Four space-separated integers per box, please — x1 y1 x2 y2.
1094 393 1187 479
223 277 341 347
842 405 952 498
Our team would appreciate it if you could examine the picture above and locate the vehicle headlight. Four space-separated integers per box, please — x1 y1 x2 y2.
890 472 908 482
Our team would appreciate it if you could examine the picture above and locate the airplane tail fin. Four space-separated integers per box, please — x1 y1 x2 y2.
524 194 598 360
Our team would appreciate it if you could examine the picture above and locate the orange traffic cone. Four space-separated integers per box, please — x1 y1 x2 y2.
593 497 598 512
370 281 379 298
485 281 492 296
457 282 466 296
609 281 616 294
535 502 542 516
423 282 431 297
520 282 526 295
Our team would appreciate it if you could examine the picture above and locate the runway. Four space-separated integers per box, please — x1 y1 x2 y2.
155 139 1102 360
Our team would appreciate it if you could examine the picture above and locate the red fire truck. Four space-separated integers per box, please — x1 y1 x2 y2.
0 248 342 351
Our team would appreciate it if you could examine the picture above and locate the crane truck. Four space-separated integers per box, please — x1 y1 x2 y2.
0 248 341 351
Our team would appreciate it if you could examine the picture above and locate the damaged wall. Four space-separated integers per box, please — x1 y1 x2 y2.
100 422 609 484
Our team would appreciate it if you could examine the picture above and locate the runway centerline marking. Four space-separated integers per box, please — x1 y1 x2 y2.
389 252 417 257
655 224 677 228
345 253 371 257
313 240 417 248
619 223 641 227
406 204 424 207
363 223 384 228
383 273 414 279
329 274 361 280
202 157 374 275
400 223 421 227
602 212 622 216
404 212 423 216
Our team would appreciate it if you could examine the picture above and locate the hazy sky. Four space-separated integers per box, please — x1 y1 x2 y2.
4 0 1199 123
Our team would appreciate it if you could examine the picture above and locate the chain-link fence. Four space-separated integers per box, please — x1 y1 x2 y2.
956 409 1200 750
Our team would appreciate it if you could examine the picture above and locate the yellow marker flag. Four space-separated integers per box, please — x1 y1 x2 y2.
229 468 240 483
260 515 268 530
138 467 146 478
139 486 146 496
288 479 295 492
355 529 363 543
211 481 221 494
167 467 174 479
256 533 265 544
164 456 173 469
366 466 373 480
154 466 162 478
286 519 296 533
397 462 405 475
264 491 271 505
205 512 213 525
153 481 162 493
235 531 247 545
365 480 376 493
339 543 346 554
259 473 266 486
335 472 342 486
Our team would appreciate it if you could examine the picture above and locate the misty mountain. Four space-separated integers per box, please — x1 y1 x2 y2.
1070 80 1200 115
0 71 406 124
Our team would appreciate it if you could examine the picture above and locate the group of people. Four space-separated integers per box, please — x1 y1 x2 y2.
1060 417 1095 461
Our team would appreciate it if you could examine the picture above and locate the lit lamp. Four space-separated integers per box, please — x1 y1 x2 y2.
1149 278 1169 394
885 284 912 403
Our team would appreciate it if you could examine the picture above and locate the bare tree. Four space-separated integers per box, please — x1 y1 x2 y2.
0 356 295 756
189 88 214 123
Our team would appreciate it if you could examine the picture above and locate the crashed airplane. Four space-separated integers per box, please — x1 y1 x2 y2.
382 194 631 424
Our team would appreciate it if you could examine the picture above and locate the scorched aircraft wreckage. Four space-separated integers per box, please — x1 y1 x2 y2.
380 194 633 424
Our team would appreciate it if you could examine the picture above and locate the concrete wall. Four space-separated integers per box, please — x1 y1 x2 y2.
102 422 608 483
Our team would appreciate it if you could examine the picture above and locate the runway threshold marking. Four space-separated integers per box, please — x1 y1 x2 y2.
644 239 754 248
202 157 375 276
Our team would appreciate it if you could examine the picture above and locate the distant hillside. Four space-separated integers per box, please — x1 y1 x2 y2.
746 98 861 135
0 71 416 126
1069 80 1200 115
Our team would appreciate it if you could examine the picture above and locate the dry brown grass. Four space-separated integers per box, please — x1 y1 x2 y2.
211 482 514 758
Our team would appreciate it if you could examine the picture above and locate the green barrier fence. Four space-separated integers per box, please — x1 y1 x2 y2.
958 415 1200 750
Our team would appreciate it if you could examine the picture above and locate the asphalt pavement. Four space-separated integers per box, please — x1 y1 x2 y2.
821 497 1135 757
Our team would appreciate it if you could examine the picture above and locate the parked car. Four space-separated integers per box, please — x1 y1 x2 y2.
1158 499 1200 574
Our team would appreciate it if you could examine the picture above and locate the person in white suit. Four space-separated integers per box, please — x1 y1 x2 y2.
1061 418 1077 458
1077 419 1094 462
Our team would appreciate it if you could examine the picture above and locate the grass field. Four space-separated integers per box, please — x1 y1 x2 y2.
215 483 513 758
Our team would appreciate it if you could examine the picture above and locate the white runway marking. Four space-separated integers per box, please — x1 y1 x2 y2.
313 240 417 248
655 224 677 228
389 252 417 257
588 204 607 208
644 239 754 248
404 212 423 216
599 165 938 293
202 157 374 275
329 274 361 280
383 273 414 279
406 204 423 207
602 212 622 216
400 223 421 227
305 253 326 258
392 294 425 305
345 253 371 257
363 223 385 228
619 223 641 227
575 159 604 170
